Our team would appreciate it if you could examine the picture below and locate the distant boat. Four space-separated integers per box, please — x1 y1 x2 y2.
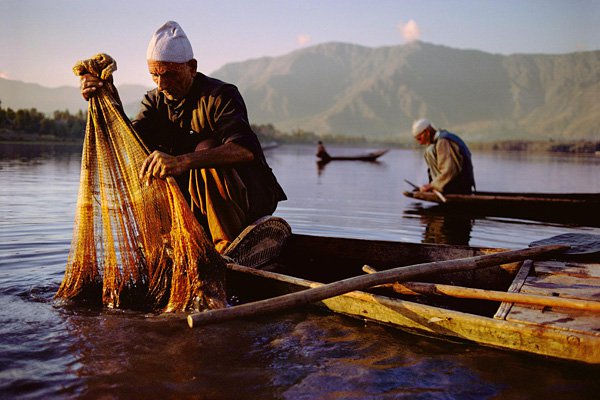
317 148 389 163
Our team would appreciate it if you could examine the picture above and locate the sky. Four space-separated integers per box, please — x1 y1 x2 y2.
1 0 599 88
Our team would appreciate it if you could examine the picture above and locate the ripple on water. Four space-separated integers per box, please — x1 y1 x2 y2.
2 144 600 399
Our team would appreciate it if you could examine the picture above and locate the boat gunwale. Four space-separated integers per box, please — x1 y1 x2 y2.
404 190 600 205
227 261 600 364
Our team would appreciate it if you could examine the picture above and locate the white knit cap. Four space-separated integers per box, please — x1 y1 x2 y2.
412 118 434 137
146 21 193 62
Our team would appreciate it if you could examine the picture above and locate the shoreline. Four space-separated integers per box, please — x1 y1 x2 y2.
1 130 598 155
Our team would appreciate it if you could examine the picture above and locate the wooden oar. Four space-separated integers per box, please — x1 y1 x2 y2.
186 244 568 328
433 190 447 203
362 265 600 312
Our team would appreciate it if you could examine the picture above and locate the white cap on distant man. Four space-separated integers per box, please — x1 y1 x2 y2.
146 21 194 63
412 118 434 137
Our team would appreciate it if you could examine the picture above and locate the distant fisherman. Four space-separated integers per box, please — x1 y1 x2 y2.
412 118 475 194
316 140 331 162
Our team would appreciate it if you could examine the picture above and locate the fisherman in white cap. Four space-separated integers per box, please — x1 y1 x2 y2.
79 21 286 253
412 118 475 194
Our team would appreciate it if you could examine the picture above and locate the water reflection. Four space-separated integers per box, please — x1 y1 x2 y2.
316 159 385 177
422 213 473 245
405 204 474 245
0 142 82 161
3 143 600 399
316 159 328 176
404 198 600 230
62 310 272 398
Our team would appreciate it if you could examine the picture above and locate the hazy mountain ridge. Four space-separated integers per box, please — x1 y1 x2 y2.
213 41 599 141
0 78 149 118
2 41 598 141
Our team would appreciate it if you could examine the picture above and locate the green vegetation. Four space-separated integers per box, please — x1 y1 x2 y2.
469 140 600 154
252 124 383 146
2 103 598 154
0 103 373 147
0 101 86 142
252 123 600 154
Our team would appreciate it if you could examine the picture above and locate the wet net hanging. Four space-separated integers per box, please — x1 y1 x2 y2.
55 53 226 312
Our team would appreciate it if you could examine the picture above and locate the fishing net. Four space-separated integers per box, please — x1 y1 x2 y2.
55 53 226 312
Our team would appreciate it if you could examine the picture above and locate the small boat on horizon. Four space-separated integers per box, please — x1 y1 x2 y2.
316 141 389 164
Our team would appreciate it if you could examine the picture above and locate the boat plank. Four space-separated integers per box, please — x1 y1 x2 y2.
534 261 600 279
506 305 600 336
500 258 600 341
521 274 600 301
494 260 532 320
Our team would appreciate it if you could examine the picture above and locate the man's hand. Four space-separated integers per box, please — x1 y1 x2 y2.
419 183 433 192
139 151 186 185
419 183 447 202
80 74 104 100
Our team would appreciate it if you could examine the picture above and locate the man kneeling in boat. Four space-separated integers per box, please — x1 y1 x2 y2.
412 118 476 194
79 21 287 253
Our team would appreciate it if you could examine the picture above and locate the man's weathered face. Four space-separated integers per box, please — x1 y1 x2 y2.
415 130 430 145
147 60 196 101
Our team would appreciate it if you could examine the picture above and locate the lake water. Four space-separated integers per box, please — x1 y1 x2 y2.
1 142 599 399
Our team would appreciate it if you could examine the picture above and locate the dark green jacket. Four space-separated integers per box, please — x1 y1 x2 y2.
132 72 286 218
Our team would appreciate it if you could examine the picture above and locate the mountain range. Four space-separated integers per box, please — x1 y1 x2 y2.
0 78 149 119
2 41 598 141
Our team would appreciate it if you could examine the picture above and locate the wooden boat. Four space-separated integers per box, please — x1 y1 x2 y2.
318 149 389 163
225 233 600 364
404 190 600 226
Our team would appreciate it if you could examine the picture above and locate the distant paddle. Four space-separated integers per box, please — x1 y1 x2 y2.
404 179 447 203
403 179 419 191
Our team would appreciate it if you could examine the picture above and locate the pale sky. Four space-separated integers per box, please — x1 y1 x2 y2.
1 0 599 88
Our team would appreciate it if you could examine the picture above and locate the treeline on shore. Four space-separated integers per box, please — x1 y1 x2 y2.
1 103 598 154
0 101 86 141
469 140 600 154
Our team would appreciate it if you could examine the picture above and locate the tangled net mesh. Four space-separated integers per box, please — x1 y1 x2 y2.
55 53 226 312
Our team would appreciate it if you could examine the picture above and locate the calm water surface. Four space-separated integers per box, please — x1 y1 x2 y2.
1 143 599 399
